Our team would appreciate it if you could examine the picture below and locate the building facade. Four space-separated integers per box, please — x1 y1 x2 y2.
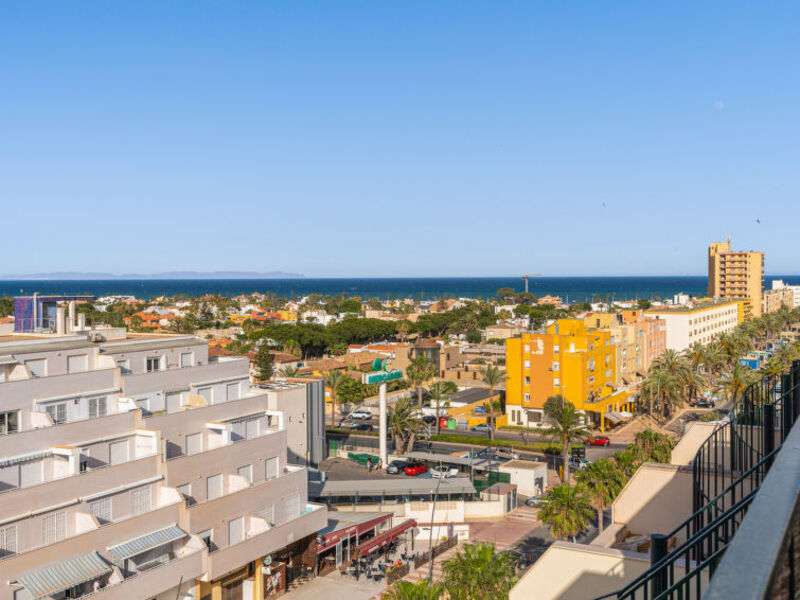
646 300 740 351
0 321 326 600
763 287 795 314
505 319 624 428
708 239 764 318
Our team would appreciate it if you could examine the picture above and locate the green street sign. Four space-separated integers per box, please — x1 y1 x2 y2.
362 369 403 384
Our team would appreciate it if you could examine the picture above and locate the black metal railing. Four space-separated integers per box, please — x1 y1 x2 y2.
592 360 800 600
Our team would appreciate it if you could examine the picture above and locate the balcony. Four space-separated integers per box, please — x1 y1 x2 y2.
0 453 160 520
204 503 327 580
88 543 206 599
122 356 250 397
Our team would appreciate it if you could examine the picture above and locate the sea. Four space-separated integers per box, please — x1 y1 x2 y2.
1 276 799 303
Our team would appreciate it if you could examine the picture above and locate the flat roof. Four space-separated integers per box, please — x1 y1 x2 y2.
318 511 393 535
0 337 94 355
500 459 548 470
309 477 477 497
646 300 740 314
100 336 205 354
404 450 496 470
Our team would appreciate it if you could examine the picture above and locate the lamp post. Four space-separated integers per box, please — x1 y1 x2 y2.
428 475 443 582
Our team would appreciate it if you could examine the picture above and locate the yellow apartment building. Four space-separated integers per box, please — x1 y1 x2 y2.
708 239 764 318
506 319 632 430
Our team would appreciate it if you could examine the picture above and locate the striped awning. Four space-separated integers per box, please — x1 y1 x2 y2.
15 552 111 599
0 450 52 468
108 524 187 562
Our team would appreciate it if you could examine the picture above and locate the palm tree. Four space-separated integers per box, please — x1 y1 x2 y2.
388 396 420 453
442 542 517 600
537 482 595 543
760 357 784 380
384 580 445 600
631 430 674 463
575 458 627 531
324 370 343 426
542 397 589 483
639 365 680 419
718 363 754 406
611 449 641 478
406 355 436 407
481 365 506 441
428 381 457 434
278 365 299 378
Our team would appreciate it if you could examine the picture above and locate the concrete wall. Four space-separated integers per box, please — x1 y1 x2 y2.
611 463 694 542
671 422 720 466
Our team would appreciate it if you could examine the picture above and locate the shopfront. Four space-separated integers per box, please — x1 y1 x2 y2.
316 511 393 576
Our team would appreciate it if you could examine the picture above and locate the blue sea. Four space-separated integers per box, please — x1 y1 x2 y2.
1 276 799 302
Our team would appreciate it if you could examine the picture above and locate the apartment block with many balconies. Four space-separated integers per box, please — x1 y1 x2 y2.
0 306 326 600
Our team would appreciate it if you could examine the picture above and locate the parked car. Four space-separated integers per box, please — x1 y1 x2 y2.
493 448 521 460
470 423 491 433
568 457 591 471
430 465 459 479
349 408 373 420
386 459 407 474
404 462 429 476
691 399 716 408
354 423 374 432
525 494 549 508
586 436 611 447
421 415 437 426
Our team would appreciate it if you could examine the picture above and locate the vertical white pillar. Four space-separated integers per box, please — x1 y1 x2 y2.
379 383 388 465
68 301 76 332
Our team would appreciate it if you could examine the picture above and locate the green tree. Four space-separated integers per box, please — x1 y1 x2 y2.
0 296 13 318
542 397 589 483
388 396 420 454
428 381 457 434
630 430 674 463
611 449 641 478
324 370 344 426
253 343 274 381
442 542 517 600
384 580 445 600
574 458 626 531
406 355 436 407
481 365 506 441
278 366 298 378
129 315 143 331
538 483 595 543
717 362 755 405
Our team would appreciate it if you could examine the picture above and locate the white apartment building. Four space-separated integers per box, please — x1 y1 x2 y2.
646 300 740 351
771 280 800 308
0 306 326 600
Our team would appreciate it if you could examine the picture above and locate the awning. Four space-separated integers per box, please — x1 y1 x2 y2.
0 355 17 365
0 450 52 468
163 386 190 394
108 524 187 562
355 519 417 557
15 552 111 599
603 411 624 424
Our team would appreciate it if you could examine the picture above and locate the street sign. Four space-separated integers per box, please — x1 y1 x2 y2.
571 446 586 459
362 369 403 384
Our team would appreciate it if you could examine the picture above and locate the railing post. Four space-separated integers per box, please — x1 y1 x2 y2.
793 361 800 427
783 373 793 440
650 533 668 597
729 418 737 473
764 403 775 470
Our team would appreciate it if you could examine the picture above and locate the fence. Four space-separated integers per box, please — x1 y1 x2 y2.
386 562 411 584
412 535 458 569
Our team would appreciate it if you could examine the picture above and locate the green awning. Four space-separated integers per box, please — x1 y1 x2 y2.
15 552 111 599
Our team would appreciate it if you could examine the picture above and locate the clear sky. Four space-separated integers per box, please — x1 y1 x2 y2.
1 2 797 277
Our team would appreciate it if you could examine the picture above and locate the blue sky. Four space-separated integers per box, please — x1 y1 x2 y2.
0 2 797 277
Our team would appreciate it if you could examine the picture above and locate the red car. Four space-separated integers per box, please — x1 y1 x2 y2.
587 436 611 447
404 462 429 476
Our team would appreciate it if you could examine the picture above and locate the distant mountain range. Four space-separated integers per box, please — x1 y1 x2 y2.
0 271 305 280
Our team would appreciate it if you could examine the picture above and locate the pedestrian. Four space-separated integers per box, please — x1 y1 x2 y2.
367 460 372 473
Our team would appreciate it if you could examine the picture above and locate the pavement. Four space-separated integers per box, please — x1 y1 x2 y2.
285 570 385 600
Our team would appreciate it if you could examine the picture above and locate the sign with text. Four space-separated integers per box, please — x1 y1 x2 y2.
362 369 403 384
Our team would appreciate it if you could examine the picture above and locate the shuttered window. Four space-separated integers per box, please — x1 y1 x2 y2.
67 354 88 373
89 497 112 523
132 487 151 515
284 494 300 521
228 516 244 545
265 456 279 480
46 403 67 424
207 474 223 500
42 511 66 545
186 433 203 455
109 440 129 465
0 525 17 557
88 397 107 418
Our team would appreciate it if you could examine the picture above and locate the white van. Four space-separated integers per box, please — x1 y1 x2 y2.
349 408 373 420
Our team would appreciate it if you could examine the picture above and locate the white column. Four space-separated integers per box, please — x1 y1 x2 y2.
379 383 388 465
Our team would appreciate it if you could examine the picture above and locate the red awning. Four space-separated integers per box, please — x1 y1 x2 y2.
355 519 417 557
317 514 393 554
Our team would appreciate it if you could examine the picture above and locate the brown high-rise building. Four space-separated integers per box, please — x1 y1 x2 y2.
708 238 764 318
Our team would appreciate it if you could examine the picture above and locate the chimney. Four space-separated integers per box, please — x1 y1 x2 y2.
56 306 66 336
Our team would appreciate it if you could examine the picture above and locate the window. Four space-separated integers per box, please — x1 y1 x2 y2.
554 345 560 353
553 361 560 371
67 355 88 373
109 440 129 465
226 383 239 402
132 487 151 515
186 433 203 455
237 464 252 484
524 376 530 386
526 410 542 424
524 344 530 353
42 511 66 544
0 411 19 435
199 529 214 552
260 505 274 525
117 359 131 374
198 387 213 404
524 393 530 403
46 402 67 424
177 483 195 506
180 352 194 368
284 494 300 521
228 516 244 545
524 360 530 369
88 397 107 419
146 356 161 373
0 525 17 558
20 460 42 487
25 359 46 378
207 474 223 500
554 378 561 386
265 457 279 480
89 497 112 523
